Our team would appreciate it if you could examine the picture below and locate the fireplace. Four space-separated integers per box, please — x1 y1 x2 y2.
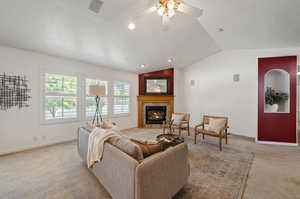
145 106 167 124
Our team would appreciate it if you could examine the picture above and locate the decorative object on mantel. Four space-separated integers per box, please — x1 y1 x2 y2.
89 85 106 127
0 73 31 110
265 87 288 113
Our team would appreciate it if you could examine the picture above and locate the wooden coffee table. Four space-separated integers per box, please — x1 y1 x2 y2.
156 134 184 148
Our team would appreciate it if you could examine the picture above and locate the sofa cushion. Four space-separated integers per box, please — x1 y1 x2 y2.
109 136 144 161
130 139 164 158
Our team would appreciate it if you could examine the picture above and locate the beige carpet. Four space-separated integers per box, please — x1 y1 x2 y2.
0 128 253 199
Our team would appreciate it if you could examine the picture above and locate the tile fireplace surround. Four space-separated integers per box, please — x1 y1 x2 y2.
137 95 174 128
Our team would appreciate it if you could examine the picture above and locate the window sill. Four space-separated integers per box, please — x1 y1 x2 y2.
83 115 109 121
41 118 80 125
40 114 130 126
111 113 131 118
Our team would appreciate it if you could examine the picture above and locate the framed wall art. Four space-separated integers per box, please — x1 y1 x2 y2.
0 73 31 110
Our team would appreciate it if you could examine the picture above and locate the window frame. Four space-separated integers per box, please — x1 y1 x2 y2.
84 78 109 120
112 81 131 116
40 71 132 125
41 72 80 124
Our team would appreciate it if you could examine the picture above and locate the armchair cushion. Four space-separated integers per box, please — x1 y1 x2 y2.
207 118 226 133
181 123 188 128
197 129 226 137
171 114 185 125
195 124 209 131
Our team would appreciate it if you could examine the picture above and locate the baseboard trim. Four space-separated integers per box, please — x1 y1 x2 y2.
0 139 77 157
230 133 256 142
256 140 298 146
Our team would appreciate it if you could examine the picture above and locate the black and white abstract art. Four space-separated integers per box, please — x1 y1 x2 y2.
0 73 31 110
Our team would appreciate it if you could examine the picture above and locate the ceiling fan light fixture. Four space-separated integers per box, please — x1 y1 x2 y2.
168 9 175 17
167 1 175 9
156 0 180 18
157 6 165 16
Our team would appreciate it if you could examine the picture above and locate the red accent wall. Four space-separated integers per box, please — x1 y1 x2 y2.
139 68 174 95
258 56 297 143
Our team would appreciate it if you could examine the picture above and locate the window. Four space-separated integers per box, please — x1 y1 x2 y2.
42 72 131 123
44 73 77 120
85 78 108 117
113 81 130 114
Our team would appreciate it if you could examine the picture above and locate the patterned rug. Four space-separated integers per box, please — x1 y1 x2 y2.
125 129 254 199
0 128 253 199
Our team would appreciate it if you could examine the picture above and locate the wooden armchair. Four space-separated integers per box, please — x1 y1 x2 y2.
194 115 229 151
163 113 190 136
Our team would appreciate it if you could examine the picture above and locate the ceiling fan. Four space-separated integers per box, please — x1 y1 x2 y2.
129 0 203 30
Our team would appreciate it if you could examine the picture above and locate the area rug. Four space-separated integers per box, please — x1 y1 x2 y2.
125 129 254 199
0 128 253 199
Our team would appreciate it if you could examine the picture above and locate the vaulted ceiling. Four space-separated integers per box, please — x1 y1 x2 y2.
0 0 299 73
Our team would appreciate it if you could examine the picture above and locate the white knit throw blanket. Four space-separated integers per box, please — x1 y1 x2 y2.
87 128 118 168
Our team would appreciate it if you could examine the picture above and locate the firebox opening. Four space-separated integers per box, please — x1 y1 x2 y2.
145 106 167 124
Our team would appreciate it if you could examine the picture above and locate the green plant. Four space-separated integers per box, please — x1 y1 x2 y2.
265 87 289 105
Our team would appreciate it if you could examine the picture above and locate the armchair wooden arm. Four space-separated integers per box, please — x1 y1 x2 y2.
219 126 229 133
194 123 204 131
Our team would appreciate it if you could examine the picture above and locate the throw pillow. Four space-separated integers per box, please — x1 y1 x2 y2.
130 139 164 158
171 114 185 125
109 136 144 161
207 118 226 133
101 120 113 129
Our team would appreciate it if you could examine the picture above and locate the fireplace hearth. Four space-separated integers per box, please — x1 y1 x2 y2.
146 106 167 124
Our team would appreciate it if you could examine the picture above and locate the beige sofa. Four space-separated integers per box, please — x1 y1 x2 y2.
77 127 190 199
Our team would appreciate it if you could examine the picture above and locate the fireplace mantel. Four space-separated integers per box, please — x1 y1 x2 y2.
137 95 174 128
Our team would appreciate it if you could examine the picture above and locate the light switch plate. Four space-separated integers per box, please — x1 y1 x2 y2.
233 74 240 82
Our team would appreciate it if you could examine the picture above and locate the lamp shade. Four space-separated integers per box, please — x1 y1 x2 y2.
89 85 106 97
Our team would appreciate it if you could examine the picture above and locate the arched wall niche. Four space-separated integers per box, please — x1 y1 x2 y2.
264 69 290 113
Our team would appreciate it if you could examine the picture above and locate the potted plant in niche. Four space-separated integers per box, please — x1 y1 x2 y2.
265 87 289 112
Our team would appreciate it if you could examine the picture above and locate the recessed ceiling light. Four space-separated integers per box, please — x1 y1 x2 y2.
168 58 173 63
140 64 145 68
128 23 136 30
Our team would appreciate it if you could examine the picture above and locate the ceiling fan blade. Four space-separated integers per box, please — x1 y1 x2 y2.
162 15 170 31
146 0 158 7
177 3 203 18
129 1 156 23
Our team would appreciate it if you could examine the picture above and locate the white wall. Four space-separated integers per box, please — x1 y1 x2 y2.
0 46 138 155
183 48 300 138
174 68 185 112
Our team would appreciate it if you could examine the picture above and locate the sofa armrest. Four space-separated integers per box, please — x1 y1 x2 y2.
77 127 91 162
135 143 189 199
